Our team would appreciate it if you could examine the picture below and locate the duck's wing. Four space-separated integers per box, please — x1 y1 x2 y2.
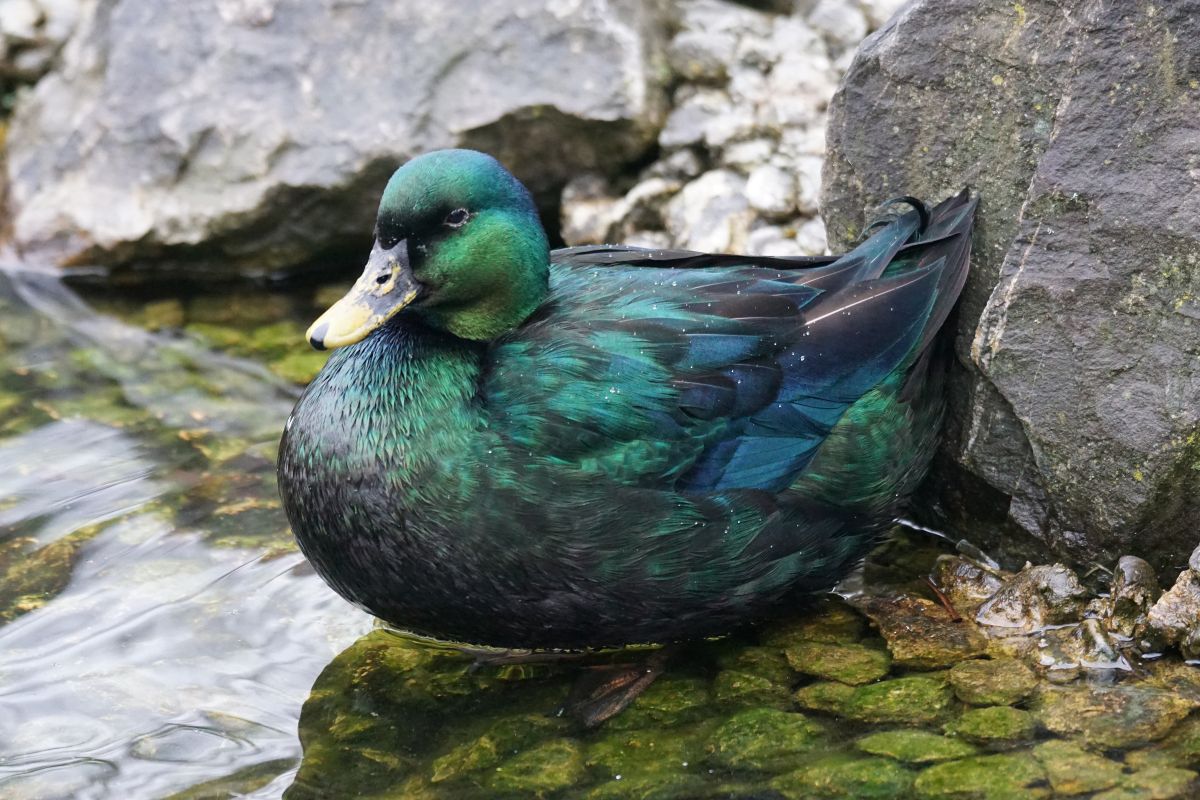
483 190 976 494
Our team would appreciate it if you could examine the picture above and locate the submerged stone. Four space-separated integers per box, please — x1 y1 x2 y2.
707 708 827 771
712 669 792 709
761 600 867 647
1105 556 1160 640
793 680 857 715
854 594 987 669
770 754 914 799
784 640 891 685
943 706 1035 747
1033 683 1199 749
715 645 795 686
485 739 585 796
846 675 955 725
1148 568 1200 660
430 714 564 783
913 753 1050 799
605 675 710 731
1094 766 1199 800
931 555 1007 615
856 730 977 764
948 658 1037 706
975 564 1088 633
1031 740 1123 796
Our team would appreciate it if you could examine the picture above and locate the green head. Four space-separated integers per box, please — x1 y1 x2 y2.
308 149 550 347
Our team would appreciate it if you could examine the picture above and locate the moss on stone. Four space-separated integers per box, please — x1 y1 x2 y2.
712 669 792 708
485 739 585 797
707 708 827 771
949 658 1038 706
1031 740 1123 796
770 754 914 799
760 600 866 647
784 641 891 685
1033 684 1199 749
604 675 711 730
857 730 978 764
943 706 1036 746
913 752 1050 799
793 680 857 714
1094 765 1199 800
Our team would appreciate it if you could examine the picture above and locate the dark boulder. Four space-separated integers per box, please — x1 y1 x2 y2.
823 0 1200 574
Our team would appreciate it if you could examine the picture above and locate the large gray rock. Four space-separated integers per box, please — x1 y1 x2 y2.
823 0 1200 574
5 0 667 277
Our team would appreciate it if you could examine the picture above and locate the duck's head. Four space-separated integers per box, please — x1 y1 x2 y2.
307 149 550 348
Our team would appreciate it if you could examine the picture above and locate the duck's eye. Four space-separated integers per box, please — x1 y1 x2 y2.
444 208 470 228
379 234 400 250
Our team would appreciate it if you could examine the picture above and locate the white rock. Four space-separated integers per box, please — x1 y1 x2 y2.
0 0 40 41
723 138 776 172
793 217 829 255
793 155 824 215
659 88 732 150
807 0 868 54
666 170 753 253
559 174 625 246
747 225 798 257
859 0 909 30
745 164 796 219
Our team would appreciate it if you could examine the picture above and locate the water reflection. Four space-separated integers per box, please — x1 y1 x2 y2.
0 265 371 799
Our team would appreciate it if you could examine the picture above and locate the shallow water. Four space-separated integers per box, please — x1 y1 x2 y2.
0 264 1197 800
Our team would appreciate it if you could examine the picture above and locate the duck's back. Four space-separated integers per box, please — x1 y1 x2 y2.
282 192 976 648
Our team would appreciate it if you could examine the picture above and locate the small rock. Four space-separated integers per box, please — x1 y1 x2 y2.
843 675 955 726
1033 683 1199 749
784 641 891 686
793 217 828 255
659 88 733 151
761 599 866 647
430 714 563 783
645 147 704 182
1031 740 1124 796
943 706 1036 747
605 675 710 731
793 155 824 215
665 170 753 253
931 555 1007 616
975 564 1088 633
1095 766 1200 800
559 174 624 246
856 730 977 764
713 669 792 709
853 594 988 669
745 164 796 219
793 680 857 715
746 225 798 257
708 708 827 771
913 753 1050 800
715 645 794 686
1148 567 1200 659
485 739 584 796
723 138 776 172
1105 555 1160 639
1190 543 1200 573
770 754 914 799
948 658 1037 707
806 0 867 54
859 0 909 29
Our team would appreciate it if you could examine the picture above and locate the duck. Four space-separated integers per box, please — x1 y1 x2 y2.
278 148 976 654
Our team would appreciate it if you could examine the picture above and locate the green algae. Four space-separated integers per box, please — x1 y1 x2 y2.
163 759 296 800
712 669 792 708
707 708 828 771
913 752 1050 799
943 706 1036 747
770 753 914 799
785 640 891 685
0 524 107 623
1031 740 1123 796
1094 766 1199 800
798 674 956 726
949 657 1038 706
486 738 585 797
856 730 978 764
1033 683 1199 749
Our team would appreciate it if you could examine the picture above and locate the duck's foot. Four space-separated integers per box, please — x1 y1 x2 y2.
559 647 674 729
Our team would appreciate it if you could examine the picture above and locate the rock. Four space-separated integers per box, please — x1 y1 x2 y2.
584 725 711 797
1031 740 1124 796
715 645 794 686
856 730 977 764
665 170 754 253
761 600 866 647
486 739 585 796
0 0 80 87
857 0 908 30
1033 683 1199 749
707 708 827 771
913 752 1049 800
6 0 668 277
943 706 1035 747
853 594 988 669
712 669 792 709
605 675 710 731
792 217 828 255
783 641 891 686
1095 766 1200 800
1148 567 1200 659
974 564 1087 632
745 164 796 219
805 0 867 56
1106 556 1161 640
429 714 563 784
823 0 1200 575
1029 619 1132 681
770 754 914 799
798 675 955 726
931 555 1007 616
948 658 1037 707
1190 544 1200 573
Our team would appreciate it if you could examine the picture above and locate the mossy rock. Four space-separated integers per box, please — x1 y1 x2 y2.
793 680 858 714
165 759 295 799
1033 684 1199 749
270 350 329 384
583 772 713 800
760 600 866 647
854 595 988 670
485 738 585 797
784 640 891 686
1093 766 1199 800
948 658 1037 706
430 714 564 783
770 754 914 799
714 645 794 685
604 675 710 730
712 669 792 708
706 708 827 771
943 706 1036 747
857 730 978 764
0 525 106 624
850 675 955 725
1031 740 1123 796
913 753 1050 799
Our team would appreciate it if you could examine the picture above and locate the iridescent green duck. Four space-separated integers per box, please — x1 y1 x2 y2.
279 149 975 651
